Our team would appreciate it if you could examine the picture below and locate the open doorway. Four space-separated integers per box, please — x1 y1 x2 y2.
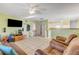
34 21 47 37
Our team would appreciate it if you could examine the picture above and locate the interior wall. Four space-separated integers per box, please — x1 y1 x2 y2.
23 20 35 37
0 13 42 37
0 13 23 35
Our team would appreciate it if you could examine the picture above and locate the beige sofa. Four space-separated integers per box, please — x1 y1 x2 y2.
35 34 77 55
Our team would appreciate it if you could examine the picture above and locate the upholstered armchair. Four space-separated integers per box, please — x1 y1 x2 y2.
55 34 77 45
35 34 77 55
35 37 79 55
35 39 67 55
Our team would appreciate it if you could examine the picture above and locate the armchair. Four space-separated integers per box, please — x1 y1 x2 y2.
35 34 77 55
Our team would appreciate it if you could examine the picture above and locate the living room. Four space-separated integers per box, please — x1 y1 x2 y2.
0 3 79 55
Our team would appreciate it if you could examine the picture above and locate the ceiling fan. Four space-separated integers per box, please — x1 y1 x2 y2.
23 4 46 19
29 4 46 15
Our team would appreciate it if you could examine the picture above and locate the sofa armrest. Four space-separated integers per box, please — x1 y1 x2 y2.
9 43 27 55
2 42 27 55
0 51 3 55
35 49 48 55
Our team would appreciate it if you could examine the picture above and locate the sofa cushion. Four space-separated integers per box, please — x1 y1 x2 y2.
56 36 66 42
65 34 77 45
0 45 17 55
50 39 67 52
50 49 63 55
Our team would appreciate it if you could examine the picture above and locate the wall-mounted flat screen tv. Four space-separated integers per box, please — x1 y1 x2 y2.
8 19 22 27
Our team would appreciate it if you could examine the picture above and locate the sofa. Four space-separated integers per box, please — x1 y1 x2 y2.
1 34 24 43
63 37 79 55
2 42 27 55
35 34 77 55
0 51 3 55
35 39 67 55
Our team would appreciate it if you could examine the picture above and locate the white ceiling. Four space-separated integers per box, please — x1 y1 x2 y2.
0 3 79 20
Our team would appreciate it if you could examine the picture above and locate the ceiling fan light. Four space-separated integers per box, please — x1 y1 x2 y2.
29 10 35 14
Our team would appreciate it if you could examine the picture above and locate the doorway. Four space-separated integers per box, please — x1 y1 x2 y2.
34 21 47 37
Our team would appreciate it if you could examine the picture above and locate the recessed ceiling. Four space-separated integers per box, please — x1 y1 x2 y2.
0 3 79 20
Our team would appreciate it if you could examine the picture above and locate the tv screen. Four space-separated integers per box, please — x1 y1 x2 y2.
8 19 22 27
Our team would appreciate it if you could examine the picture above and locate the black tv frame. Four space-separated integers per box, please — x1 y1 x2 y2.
8 19 22 27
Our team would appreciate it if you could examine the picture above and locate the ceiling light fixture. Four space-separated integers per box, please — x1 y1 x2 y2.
29 9 35 14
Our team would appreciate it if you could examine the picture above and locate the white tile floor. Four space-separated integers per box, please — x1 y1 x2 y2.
14 37 51 55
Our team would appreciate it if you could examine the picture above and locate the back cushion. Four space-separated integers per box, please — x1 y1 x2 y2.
50 39 67 52
65 34 77 44
56 36 66 42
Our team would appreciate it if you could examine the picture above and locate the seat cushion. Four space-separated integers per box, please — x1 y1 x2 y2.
0 45 17 55
49 49 63 55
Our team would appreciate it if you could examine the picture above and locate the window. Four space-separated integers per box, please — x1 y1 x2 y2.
70 20 77 28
